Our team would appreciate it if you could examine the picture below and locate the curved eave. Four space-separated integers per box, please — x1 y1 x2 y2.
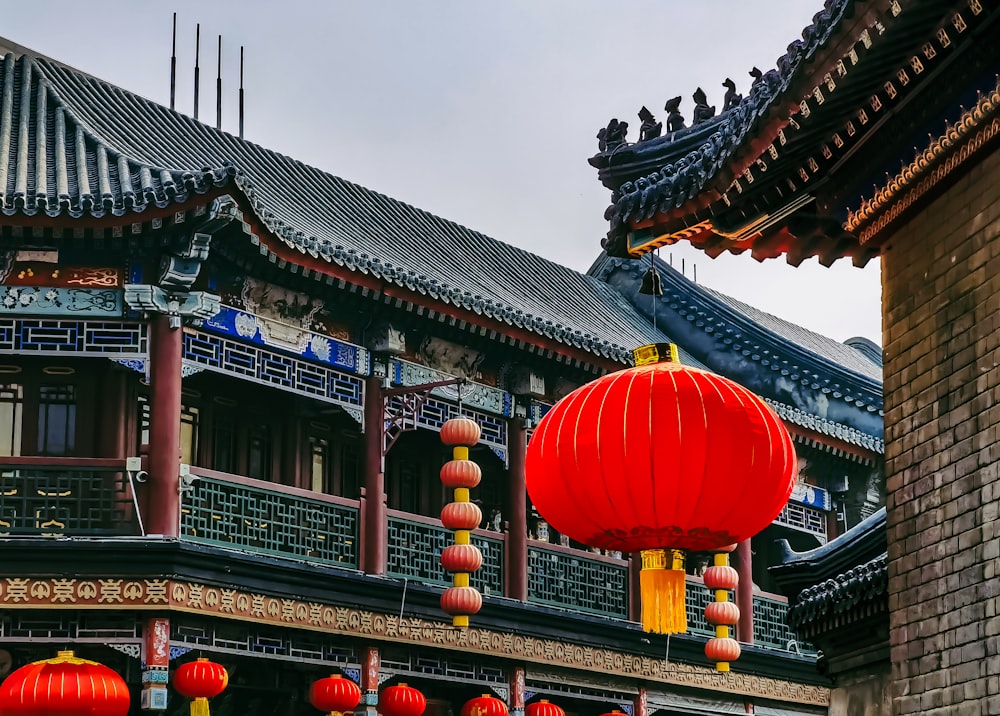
217 187 641 370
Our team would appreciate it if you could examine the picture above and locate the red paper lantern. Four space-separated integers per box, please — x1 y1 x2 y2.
380 683 426 716
600 710 628 716
441 586 483 616
526 352 796 637
440 460 482 489
704 601 741 625
310 674 362 716
441 418 481 446
525 699 566 716
441 543 484 573
174 657 228 716
462 694 509 716
705 637 742 663
703 565 739 590
0 650 130 716
441 501 483 530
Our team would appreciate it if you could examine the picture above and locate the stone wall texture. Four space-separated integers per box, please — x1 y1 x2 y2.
882 146 1000 716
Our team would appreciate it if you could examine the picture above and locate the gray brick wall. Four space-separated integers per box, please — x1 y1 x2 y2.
882 146 1000 716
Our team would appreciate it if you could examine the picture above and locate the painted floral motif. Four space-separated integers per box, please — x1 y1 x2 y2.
310 335 332 362
234 311 258 338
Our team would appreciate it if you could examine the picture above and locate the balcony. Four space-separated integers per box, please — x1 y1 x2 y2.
0 455 811 653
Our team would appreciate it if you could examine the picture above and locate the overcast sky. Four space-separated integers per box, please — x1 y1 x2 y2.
6 1 882 344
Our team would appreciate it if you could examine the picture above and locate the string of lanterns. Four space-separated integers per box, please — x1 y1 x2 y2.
439 416 485 627
0 656 618 716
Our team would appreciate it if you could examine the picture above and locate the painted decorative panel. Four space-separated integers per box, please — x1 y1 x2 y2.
0 287 123 317
392 359 512 417
385 394 507 462
202 305 369 376
183 332 364 423
0 319 146 356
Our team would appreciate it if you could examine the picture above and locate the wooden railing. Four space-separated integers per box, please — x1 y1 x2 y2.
0 456 138 536
181 466 361 568
0 457 812 653
386 509 505 596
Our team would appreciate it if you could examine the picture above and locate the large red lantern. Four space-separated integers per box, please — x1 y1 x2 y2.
0 650 130 716
310 674 362 716
525 699 566 716
462 694 509 716
380 683 426 716
526 344 796 638
174 657 229 716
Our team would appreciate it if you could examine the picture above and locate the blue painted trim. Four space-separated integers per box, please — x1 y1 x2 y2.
201 304 370 376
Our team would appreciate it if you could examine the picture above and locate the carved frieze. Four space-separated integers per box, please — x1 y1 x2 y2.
0 577 829 707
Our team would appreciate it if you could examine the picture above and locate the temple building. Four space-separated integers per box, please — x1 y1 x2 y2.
0 35 881 715
588 0 1000 714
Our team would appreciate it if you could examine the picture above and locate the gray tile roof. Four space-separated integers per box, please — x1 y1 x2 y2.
701 287 883 382
0 51 677 364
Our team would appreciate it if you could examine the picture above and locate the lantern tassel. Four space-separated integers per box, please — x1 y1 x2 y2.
190 697 211 716
639 549 687 634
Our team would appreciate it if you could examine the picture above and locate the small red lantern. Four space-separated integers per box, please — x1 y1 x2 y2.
0 650 130 716
526 346 796 640
441 501 483 530
174 657 229 716
441 418 480 446
380 683 426 716
440 460 482 489
525 699 566 716
310 674 362 716
704 601 740 625
599 710 628 716
441 543 484 572
441 585 483 617
705 637 742 663
462 694 509 716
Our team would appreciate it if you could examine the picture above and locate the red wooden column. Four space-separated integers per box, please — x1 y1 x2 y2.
505 419 528 601
735 539 754 644
363 376 387 575
360 646 380 715
147 314 183 537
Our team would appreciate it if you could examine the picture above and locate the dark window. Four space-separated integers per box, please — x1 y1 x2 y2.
213 415 236 474
0 383 23 457
247 424 271 480
37 385 76 456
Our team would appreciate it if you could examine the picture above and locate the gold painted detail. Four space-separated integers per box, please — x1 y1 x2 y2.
845 79 1000 241
626 220 712 257
0 577 830 706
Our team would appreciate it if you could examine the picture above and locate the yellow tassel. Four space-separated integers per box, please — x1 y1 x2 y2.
190 697 210 716
639 549 687 634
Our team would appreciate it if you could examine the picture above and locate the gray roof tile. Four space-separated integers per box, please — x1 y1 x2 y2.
0 52 677 363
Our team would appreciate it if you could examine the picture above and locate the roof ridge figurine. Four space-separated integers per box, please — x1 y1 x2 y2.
691 87 716 125
664 96 685 133
638 106 662 142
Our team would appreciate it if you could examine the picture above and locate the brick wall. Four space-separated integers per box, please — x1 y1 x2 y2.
882 146 1000 715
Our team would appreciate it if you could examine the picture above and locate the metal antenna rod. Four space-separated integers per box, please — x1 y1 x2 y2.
239 45 245 140
216 35 223 131
169 13 177 110
193 24 201 120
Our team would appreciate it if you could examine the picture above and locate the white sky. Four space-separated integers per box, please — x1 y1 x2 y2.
6 0 882 345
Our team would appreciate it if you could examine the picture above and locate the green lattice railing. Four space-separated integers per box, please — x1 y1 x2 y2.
0 457 137 536
527 543 628 618
386 512 504 596
687 576 813 653
181 469 359 568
